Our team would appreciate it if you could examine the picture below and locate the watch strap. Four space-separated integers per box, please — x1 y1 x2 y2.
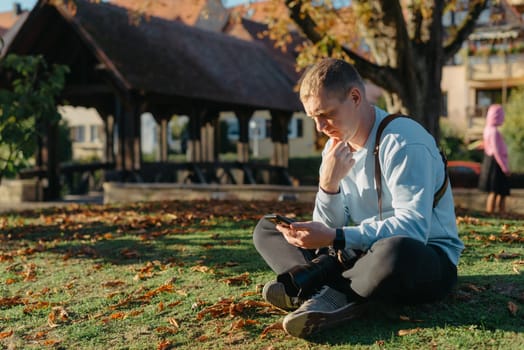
333 228 345 250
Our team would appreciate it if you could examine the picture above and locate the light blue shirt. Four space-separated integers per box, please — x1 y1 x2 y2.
313 106 464 266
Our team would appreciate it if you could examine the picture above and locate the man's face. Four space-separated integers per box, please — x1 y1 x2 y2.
302 87 360 142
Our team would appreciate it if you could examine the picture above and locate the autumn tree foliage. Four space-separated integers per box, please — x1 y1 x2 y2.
265 0 488 138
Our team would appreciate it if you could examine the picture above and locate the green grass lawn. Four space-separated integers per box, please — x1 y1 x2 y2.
0 200 523 349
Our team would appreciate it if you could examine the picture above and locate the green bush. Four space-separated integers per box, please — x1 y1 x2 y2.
0 54 68 180
439 119 482 161
502 87 524 173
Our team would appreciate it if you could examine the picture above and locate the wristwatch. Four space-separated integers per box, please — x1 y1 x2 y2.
333 228 346 250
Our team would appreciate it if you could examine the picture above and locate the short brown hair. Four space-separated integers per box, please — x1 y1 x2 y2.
299 58 365 102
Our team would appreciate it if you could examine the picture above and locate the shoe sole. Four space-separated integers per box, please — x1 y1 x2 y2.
262 282 297 311
283 302 369 338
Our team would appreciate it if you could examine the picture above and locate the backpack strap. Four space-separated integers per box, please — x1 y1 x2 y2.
373 114 448 220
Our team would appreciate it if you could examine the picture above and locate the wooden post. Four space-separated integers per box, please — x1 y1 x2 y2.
115 97 125 172
96 105 115 164
105 114 115 163
159 118 168 162
187 109 204 162
115 98 141 174
235 109 253 163
270 110 292 167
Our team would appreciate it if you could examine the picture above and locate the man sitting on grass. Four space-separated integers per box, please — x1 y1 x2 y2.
253 58 463 338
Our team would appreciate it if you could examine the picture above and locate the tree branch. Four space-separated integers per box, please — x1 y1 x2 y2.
285 0 398 92
340 45 400 93
284 0 323 43
443 0 488 61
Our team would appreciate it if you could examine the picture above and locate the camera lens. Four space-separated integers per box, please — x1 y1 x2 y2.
277 254 343 298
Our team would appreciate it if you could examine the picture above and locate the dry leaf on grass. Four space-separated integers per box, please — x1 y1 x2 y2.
109 284 174 310
196 335 209 342
508 301 519 316
260 322 284 338
120 248 140 259
0 330 13 339
197 299 278 320
0 296 27 307
157 340 172 350
48 306 69 327
42 339 61 346
221 272 251 286
167 317 179 328
398 327 422 336
23 301 51 314
230 318 259 331
101 280 126 288
462 283 485 293
24 331 48 340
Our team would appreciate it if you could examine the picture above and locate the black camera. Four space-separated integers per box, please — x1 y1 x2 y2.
276 248 357 299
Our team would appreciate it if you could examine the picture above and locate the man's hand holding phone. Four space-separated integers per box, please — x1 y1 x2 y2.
264 214 295 227
264 214 335 249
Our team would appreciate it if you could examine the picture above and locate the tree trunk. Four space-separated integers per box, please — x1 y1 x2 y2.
284 0 487 140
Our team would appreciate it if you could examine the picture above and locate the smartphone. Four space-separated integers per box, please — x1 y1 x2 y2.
264 214 295 226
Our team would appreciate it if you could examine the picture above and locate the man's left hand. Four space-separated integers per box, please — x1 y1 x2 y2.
277 221 336 249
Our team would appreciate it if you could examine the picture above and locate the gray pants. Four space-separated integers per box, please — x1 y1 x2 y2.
253 217 457 304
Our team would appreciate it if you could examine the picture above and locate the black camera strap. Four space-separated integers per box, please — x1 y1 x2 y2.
373 114 448 220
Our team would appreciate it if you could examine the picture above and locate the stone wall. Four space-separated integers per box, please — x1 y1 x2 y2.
0 179 43 203
103 182 524 215
103 183 317 204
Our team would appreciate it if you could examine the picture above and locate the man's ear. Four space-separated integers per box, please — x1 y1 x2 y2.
348 87 362 106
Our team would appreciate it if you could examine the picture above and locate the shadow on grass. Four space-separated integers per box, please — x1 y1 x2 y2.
1 218 262 269
295 273 524 346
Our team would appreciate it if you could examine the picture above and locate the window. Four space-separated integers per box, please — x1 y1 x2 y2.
89 125 100 142
476 89 502 107
288 118 304 139
71 126 85 142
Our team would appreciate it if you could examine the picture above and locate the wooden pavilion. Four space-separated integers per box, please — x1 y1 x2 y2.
0 0 303 199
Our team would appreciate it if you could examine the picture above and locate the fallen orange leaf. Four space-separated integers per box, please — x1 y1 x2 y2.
0 296 26 307
508 301 519 316
48 306 69 328
260 322 284 338
0 330 13 339
110 312 126 320
196 335 208 342
42 339 61 346
23 301 51 314
101 280 126 288
221 272 251 286
157 340 172 350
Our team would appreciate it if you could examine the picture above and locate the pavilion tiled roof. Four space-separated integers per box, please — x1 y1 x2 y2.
107 0 304 81
3 0 302 112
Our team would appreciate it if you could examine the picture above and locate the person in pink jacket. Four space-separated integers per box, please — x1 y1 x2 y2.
478 104 511 213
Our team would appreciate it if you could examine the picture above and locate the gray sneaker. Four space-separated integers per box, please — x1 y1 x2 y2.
283 286 368 338
262 281 301 310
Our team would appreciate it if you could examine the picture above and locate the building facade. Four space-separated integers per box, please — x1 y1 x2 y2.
442 0 524 142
